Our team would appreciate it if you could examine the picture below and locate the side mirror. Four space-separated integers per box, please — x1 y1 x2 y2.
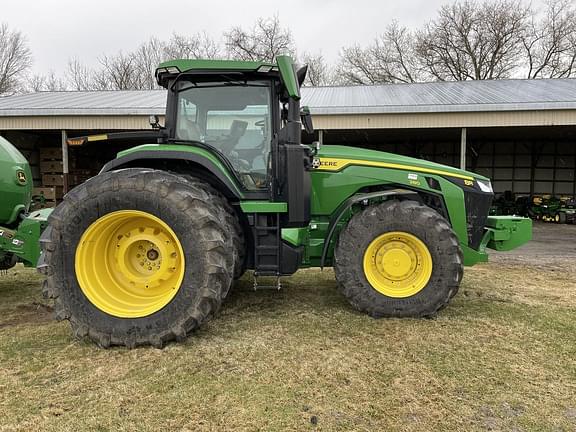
149 115 161 129
308 141 321 156
296 64 308 86
300 106 314 135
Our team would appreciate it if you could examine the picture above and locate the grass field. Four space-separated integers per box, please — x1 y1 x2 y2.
0 260 575 431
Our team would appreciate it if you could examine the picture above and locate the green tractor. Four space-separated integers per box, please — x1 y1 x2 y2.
36 56 531 348
0 137 49 271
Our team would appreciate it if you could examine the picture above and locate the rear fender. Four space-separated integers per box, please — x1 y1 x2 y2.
100 150 247 200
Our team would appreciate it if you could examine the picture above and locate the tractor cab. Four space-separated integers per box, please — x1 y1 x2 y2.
155 57 313 227
170 76 272 190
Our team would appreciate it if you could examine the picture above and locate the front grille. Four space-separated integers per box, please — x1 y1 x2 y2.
464 190 493 249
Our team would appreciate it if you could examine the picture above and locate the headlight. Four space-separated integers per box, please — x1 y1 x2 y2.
476 179 493 193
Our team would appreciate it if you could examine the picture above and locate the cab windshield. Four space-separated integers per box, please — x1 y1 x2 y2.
175 81 272 190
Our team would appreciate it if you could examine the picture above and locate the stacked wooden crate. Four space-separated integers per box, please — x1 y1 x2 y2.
31 147 90 210
32 147 63 210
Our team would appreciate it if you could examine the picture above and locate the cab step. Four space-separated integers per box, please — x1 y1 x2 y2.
253 274 282 291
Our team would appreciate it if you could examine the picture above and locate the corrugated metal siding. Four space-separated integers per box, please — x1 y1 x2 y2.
312 110 576 129
1 79 575 118
1 111 575 131
304 78 576 114
0 90 166 116
0 115 164 130
0 79 575 130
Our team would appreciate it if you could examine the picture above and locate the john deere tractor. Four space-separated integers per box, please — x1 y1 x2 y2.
38 56 531 348
0 137 49 271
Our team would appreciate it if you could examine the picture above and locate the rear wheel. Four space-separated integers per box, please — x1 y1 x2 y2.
39 169 234 348
334 200 463 318
183 175 245 279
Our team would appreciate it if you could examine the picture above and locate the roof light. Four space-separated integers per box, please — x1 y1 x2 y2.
156 67 168 74
257 65 273 73
165 66 181 74
67 137 87 146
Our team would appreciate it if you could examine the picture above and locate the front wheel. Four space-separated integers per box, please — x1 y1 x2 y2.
334 200 463 318
39 169 234 348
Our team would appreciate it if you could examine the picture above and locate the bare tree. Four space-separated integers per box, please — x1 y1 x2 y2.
0 23 32 95
416 0 529 80
26 71 67 92
66 58 97 91
337 21 421 85
64 33 224 92
225 15 295 62
133 37 165 90
68 51 147 91
300 52 334 86
164 32 221 60
337 45 381 85
93 52 140 90
522 0 576 78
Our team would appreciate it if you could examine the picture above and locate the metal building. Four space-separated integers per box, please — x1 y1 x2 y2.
0 78 575 200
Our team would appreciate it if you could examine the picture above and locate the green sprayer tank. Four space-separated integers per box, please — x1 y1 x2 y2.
0 136 48 269
0 136 32 225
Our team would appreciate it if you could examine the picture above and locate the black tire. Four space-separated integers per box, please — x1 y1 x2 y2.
558 212 566 224
0 253 17 271
182 175 245 279
334 200 463 318
38 169 233 348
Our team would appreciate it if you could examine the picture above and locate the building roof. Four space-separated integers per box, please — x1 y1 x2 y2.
0 78 575 118
0 90 167 117
306 78 576 114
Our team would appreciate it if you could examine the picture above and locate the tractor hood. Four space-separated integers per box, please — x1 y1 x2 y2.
316 145 489 182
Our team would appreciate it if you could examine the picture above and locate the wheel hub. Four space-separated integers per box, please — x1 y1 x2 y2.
363 231 433 298
75 210 185 318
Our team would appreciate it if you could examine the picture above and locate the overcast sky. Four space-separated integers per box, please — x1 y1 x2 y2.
2 0 543 75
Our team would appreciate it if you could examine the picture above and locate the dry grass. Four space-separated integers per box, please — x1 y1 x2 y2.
0 263 575 432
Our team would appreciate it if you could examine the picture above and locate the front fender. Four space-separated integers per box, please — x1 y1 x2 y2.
320 189 418 268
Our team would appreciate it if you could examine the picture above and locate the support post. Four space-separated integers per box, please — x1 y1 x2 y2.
318 129 324 145
61 130 69 194
460 127 467 170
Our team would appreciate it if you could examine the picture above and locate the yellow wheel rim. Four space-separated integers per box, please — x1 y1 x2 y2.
363 231 433 298
75 210 185 318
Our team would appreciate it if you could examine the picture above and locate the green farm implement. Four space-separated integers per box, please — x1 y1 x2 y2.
0 137 49 271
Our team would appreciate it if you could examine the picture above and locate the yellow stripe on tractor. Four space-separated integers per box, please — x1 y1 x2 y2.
316 157 474 181
87 134 109 142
